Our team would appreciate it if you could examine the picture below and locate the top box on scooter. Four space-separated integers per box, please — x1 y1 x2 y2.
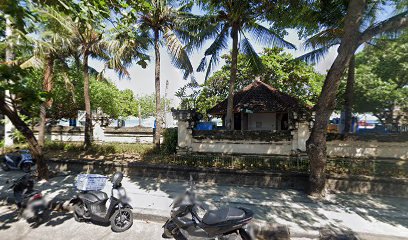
75 174 108 191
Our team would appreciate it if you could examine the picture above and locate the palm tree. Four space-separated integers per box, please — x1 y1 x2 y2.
194 0 296 130
298 1 382 134
45 7 148 149
22 10 75 149
137 0 195 147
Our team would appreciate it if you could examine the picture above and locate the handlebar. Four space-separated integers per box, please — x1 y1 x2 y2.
7 174 34 189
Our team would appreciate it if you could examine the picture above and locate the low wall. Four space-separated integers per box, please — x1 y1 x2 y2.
327 141 408 159
48 159 408 198
34 126 155 144
191 139 292 155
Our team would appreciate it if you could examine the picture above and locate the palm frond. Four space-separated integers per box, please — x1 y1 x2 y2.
179 14 222 51
204 55 217 82
20 56 43 69
303 28 342 50
197 24 229 80
239 33 263 73
244 23 296 49
163 26 194 79
296 45 332 64
197 57 207 72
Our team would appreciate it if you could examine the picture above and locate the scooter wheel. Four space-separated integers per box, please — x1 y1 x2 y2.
73 211 83 222
21 163 31 173
73 203 85 222
110 208 133 232
35 214 44 225
1 162 10 171
239 228 253 240
172 229 187 240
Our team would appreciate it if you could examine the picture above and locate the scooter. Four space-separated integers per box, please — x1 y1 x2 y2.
162 177 254 240
7 174 47 224
1 149 35 172
69 172 133 232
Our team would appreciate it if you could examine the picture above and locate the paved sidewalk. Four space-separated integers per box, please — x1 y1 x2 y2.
0 205 164 240
1 170 407 239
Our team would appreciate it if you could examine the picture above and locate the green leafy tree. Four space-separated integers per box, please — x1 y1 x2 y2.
352 32 408 125
21 5 77 151
0 0 51 179
297 0 408 196
47 1 148 148
297 0 388 133
194 0 296 130
178 48 323 117
136 93 171 118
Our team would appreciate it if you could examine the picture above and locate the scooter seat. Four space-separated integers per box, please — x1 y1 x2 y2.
79 191 108 203
202 207 245 225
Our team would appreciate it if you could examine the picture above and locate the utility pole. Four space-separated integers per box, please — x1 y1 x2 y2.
164 80 169 128
138 104 142 126
4 15 15 146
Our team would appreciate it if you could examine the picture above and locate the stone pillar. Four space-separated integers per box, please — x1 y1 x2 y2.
291 121 310 152
93 122 105 142
177 120 192 154
291 128 298 151
297 121 310 151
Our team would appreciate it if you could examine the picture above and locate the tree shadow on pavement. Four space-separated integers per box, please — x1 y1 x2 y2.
0 170 76 229
0 207 19 230
122 167 408 235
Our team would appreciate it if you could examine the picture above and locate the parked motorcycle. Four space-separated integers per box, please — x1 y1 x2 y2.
162 177 254 240
7 174 47 224
1 149 35 172
70 172 133 232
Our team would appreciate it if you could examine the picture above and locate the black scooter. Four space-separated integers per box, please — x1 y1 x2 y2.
7 174 47 224
69 172 133 232
162 178 254 240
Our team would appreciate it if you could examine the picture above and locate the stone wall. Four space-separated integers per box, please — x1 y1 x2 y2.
33 125 156 143
191 140 293 155
177 120 408 159
327 141 408 159
177 119 310 155
48 159 408 198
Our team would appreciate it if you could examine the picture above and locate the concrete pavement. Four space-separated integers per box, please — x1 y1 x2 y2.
1 170 408 239
0 205 164 240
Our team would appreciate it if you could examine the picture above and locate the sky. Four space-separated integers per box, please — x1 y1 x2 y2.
88 29 338 108
87 3 396 108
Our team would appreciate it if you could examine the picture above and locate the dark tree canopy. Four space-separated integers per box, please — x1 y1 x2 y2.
352 32 408 124
177 48 324 117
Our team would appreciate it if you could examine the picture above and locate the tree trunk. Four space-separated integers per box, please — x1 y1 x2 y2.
83 51 93 149
306 0 366 197
0 98 49 180
225 25 239 130
343 55 355 134
38 56 54 147
154 29 162 148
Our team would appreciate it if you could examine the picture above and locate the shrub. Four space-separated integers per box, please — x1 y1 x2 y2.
44 141 154 155
161 128 177 154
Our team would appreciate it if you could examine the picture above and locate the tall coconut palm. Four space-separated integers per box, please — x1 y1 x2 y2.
194 0 296 130
137 0 195 147
22 9 75 149
45 6 148 149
